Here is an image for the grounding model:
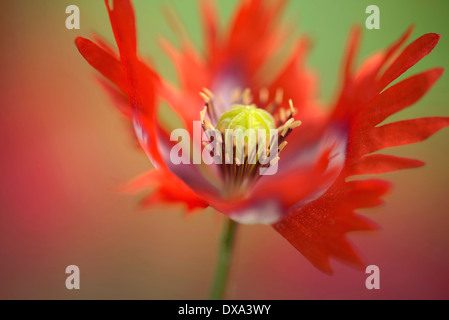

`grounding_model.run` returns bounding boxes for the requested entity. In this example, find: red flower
[76,0,448,274]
